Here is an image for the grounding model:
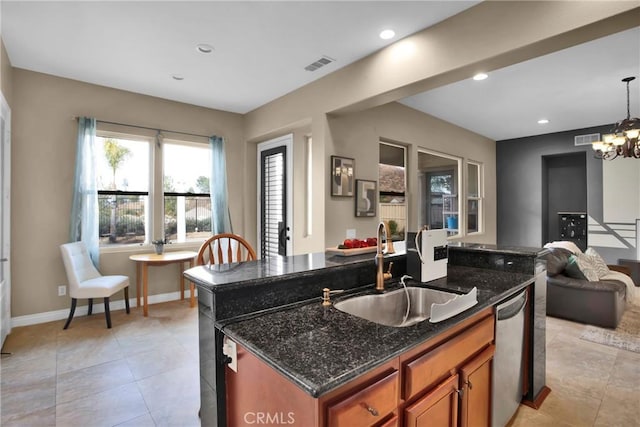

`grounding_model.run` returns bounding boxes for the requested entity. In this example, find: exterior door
[0,92,11,347]
[257,135,292,258]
